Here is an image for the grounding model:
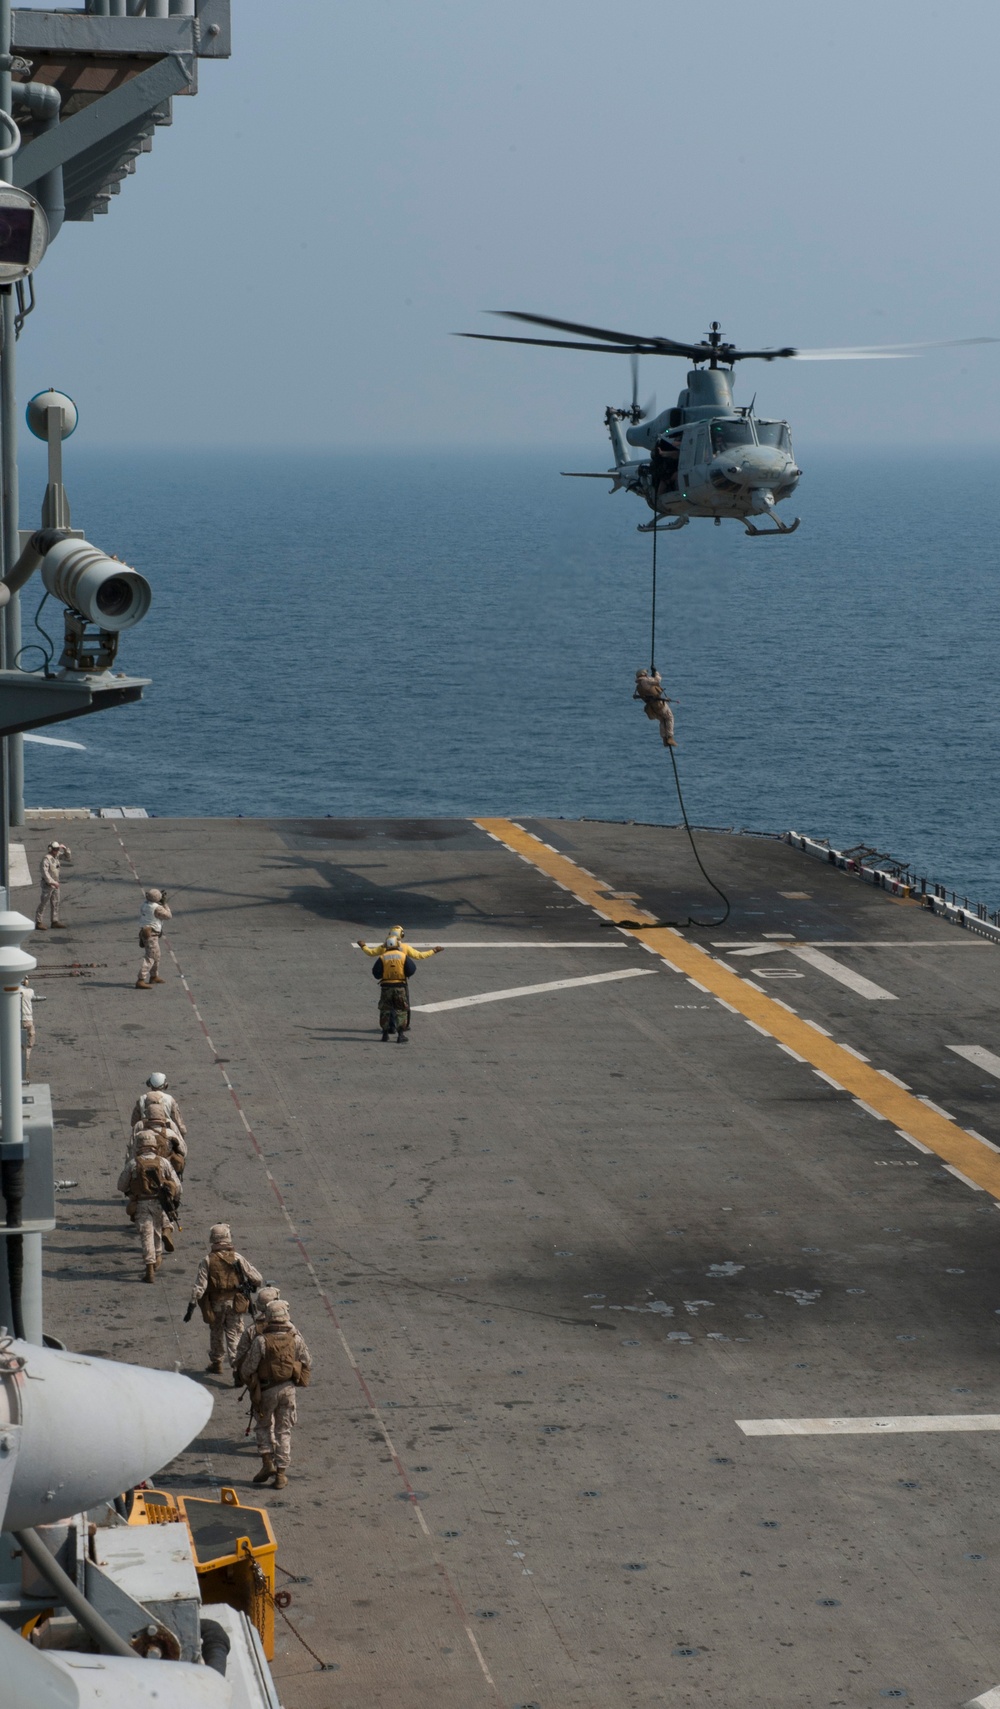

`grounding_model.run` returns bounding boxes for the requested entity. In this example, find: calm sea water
[15,445,1000,904]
